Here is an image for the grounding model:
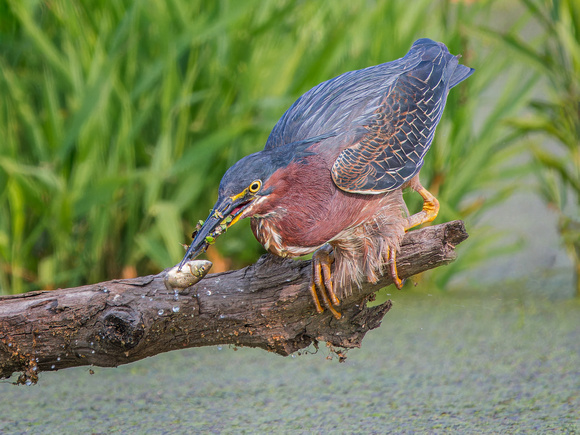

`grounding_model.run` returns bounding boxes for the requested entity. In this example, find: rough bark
[0,220,468,384]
